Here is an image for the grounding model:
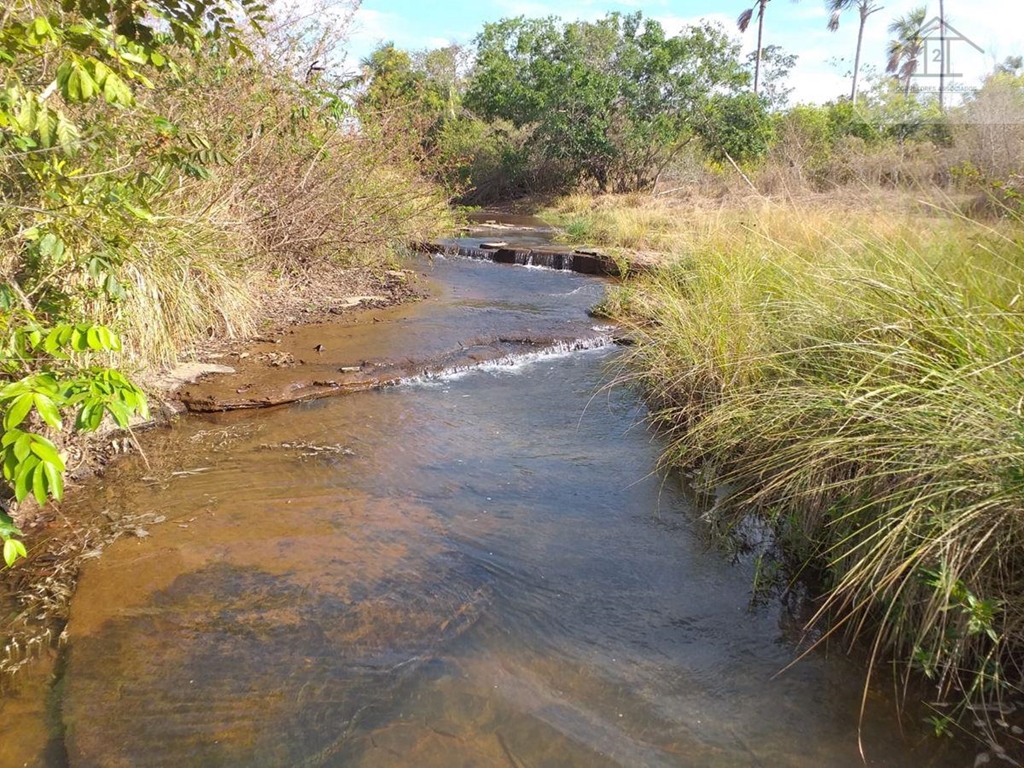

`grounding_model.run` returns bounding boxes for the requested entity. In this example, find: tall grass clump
[615,206,1024,726]
[545,194,684,252]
